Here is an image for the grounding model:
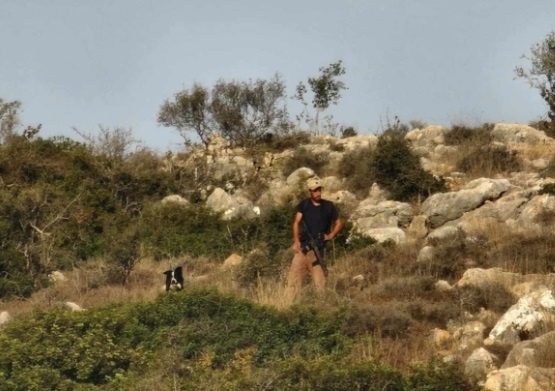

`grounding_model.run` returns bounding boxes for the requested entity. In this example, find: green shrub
[0,288,479,390]
[372,131,446,202]
[274,356,404,391]
[341,126,358,138]
[140,203,232,261]
[406,358,479,391]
